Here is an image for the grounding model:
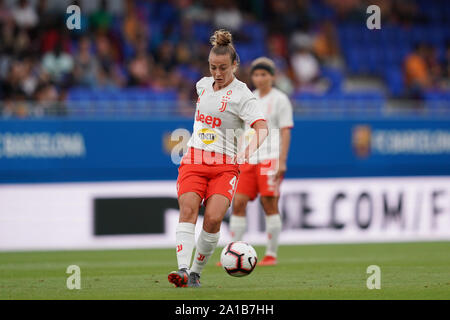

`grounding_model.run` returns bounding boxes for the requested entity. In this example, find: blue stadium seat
[193,23,212,43]
[242,22,266,43]
[320,67,343,92]
[384,68,405,97]
[424,91,450,111]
